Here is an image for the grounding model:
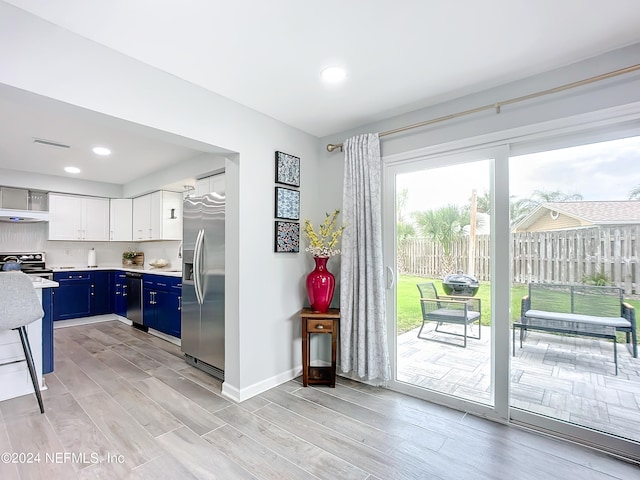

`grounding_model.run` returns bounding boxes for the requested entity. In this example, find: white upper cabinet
[132,191,182,241]
[109,198,132,241]
[195,173,226,196]
[48,194,110,241]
